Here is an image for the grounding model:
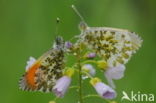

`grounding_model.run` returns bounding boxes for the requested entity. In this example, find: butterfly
[71,5,142,67]
[19,36,65,93]
[77,22,143,67]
